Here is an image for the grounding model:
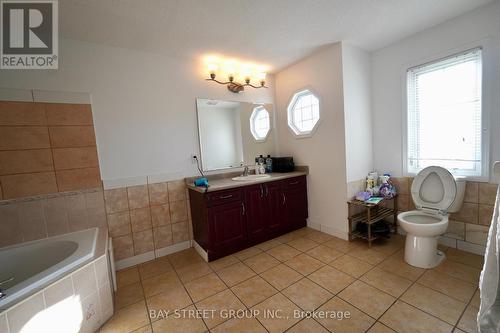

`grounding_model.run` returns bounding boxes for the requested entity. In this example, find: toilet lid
[411,166,457,212]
